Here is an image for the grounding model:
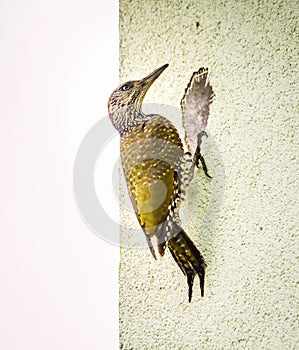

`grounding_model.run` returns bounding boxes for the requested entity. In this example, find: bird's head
[108,64,168,133]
